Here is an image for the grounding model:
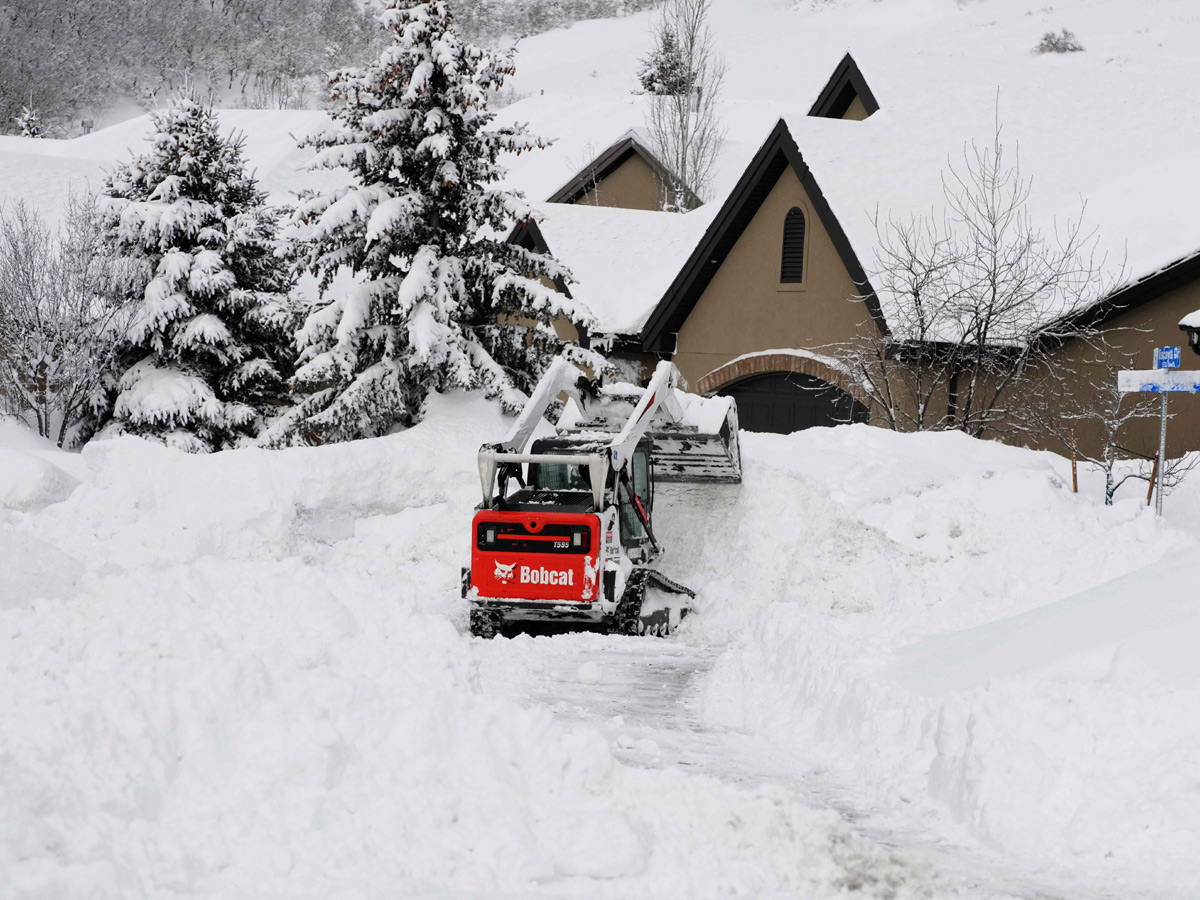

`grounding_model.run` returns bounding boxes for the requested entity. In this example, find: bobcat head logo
[494,561,516,584]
